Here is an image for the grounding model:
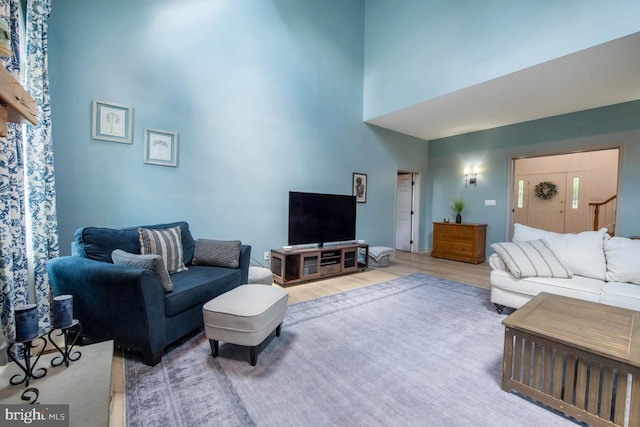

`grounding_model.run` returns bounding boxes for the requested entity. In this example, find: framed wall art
[143,128,178,167]
[352,172,367,203]
[91,100,133,144]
